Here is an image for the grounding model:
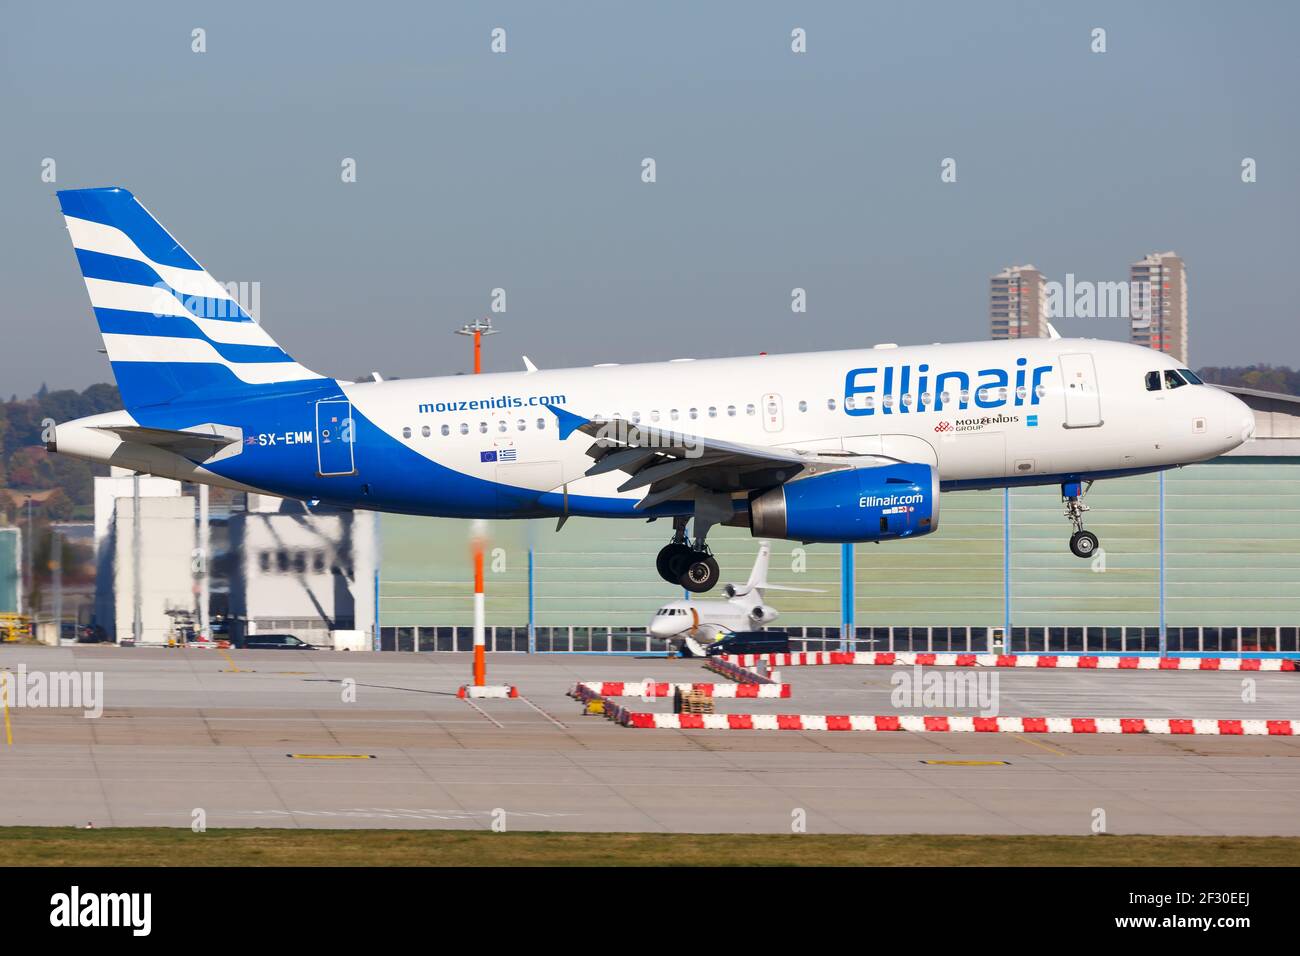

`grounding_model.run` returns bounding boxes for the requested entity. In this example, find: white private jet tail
[727,542,824,605]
